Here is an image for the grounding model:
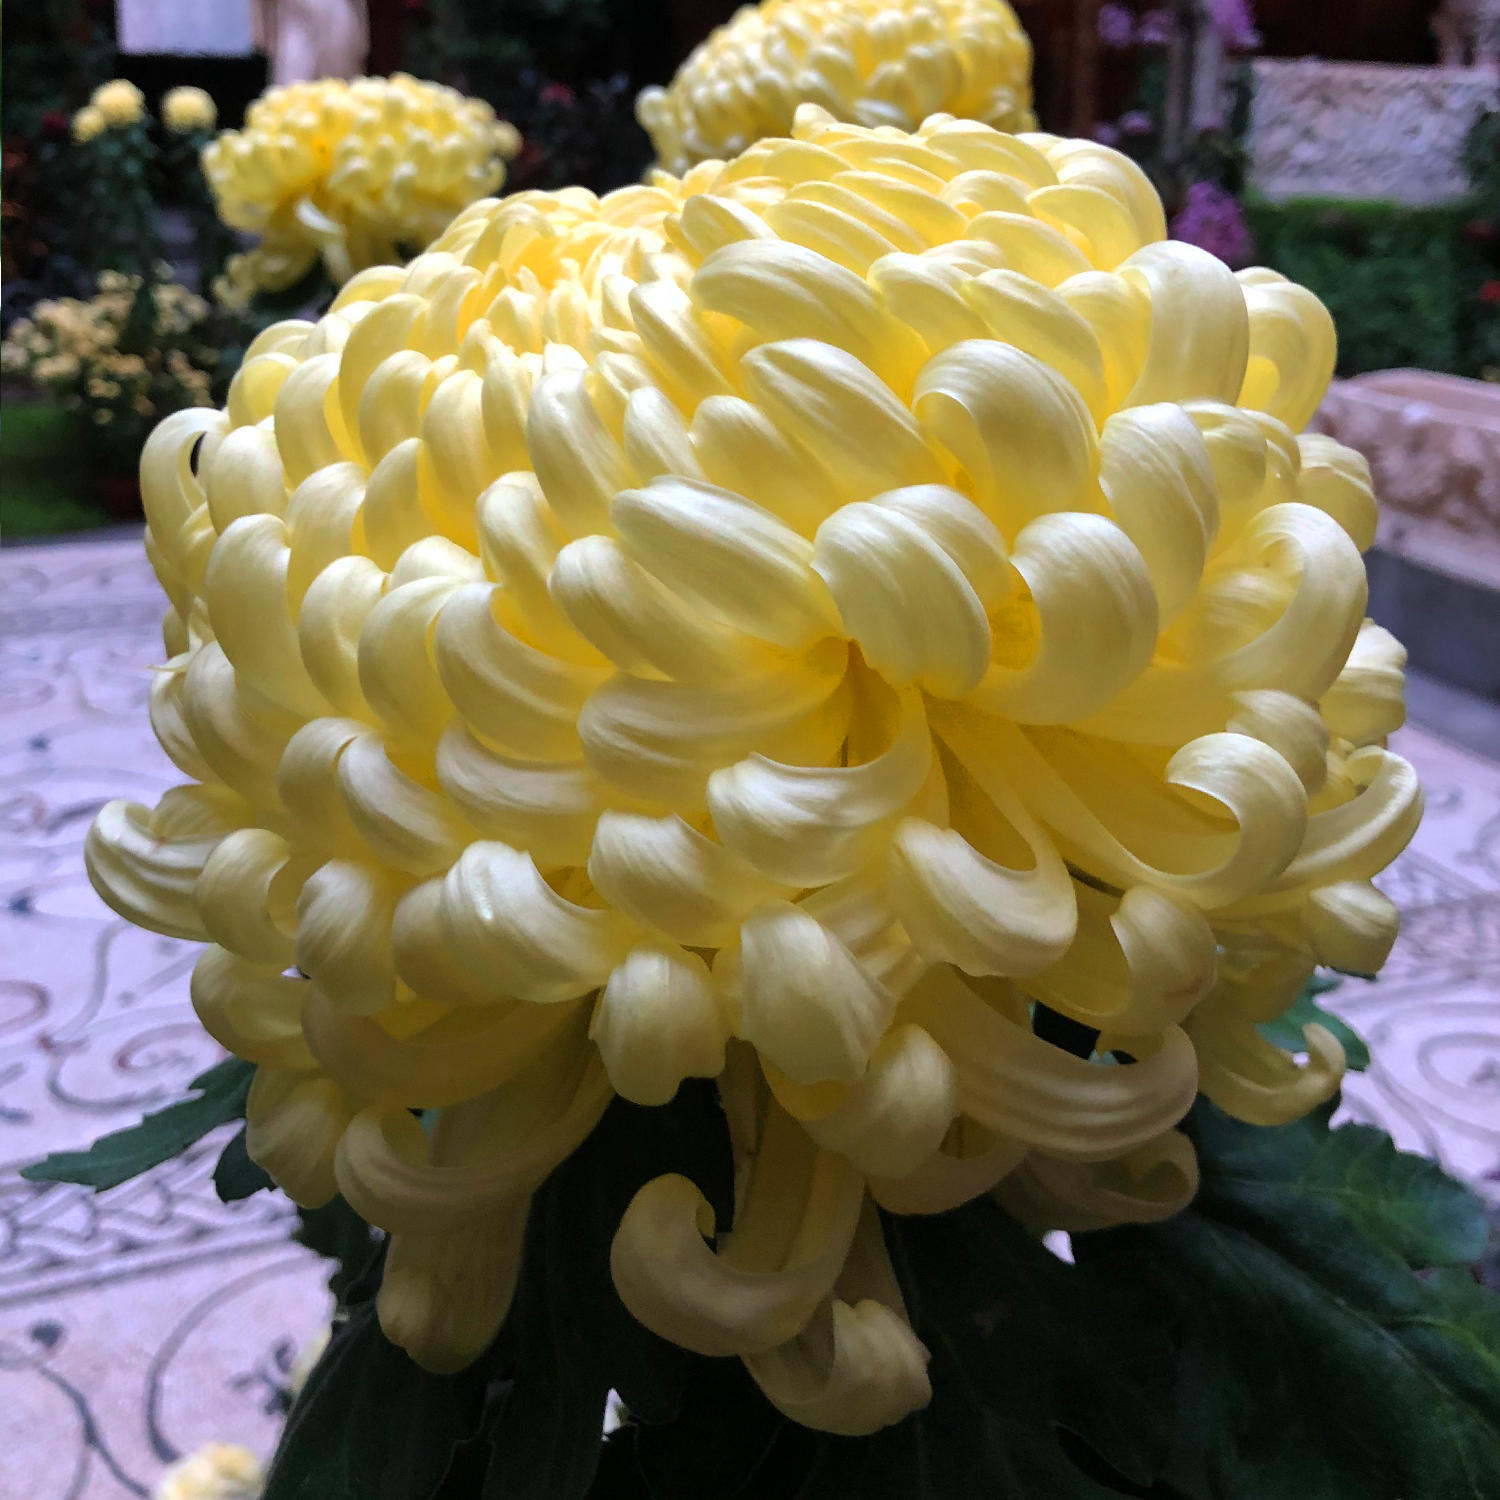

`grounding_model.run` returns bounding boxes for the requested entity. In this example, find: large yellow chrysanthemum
[638,0,1035,174]
[88,108,1419,1435]
[202,74,521,300]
